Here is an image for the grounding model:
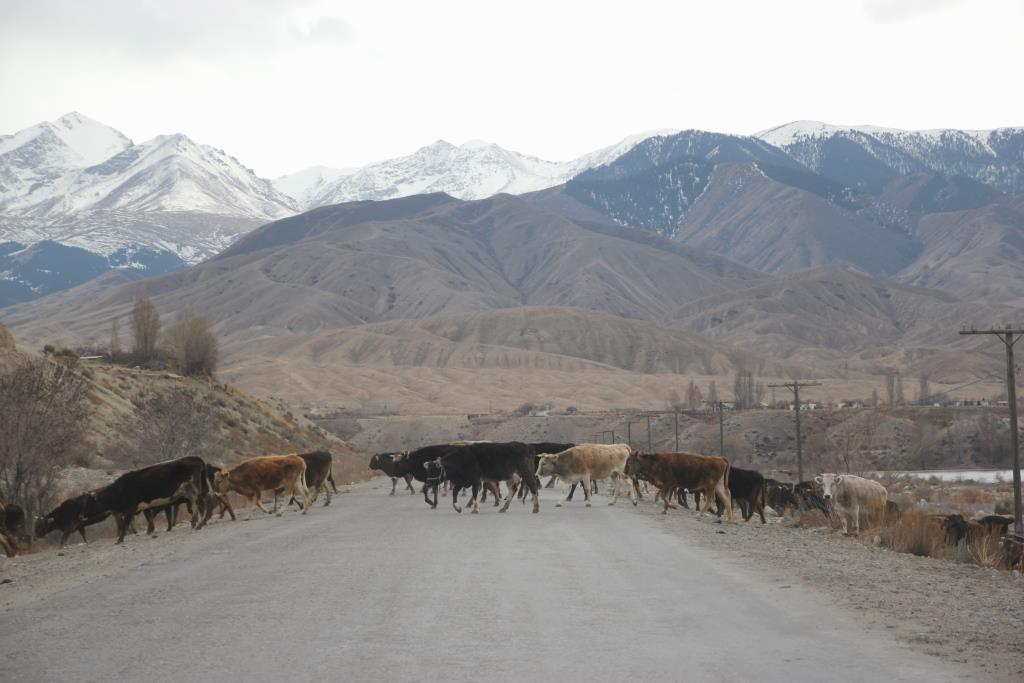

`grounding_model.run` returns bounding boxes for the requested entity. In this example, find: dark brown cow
[369,452,415,495]
[92,456,209,544]
[627,451,732,519]
[279,451,335,508]
[213,454,311,520]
